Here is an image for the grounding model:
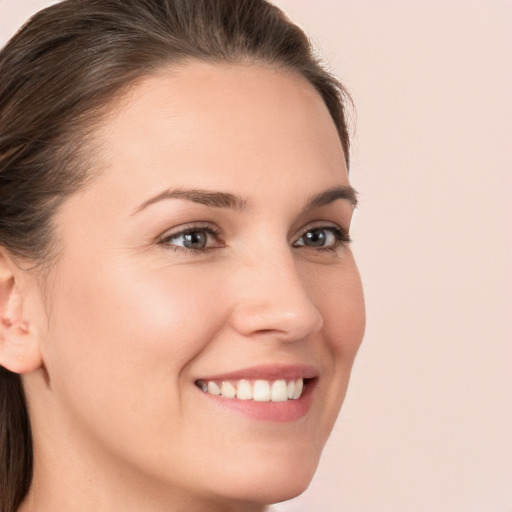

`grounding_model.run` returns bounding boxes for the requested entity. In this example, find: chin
[255,473,315,505]
[209,453,319,507]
